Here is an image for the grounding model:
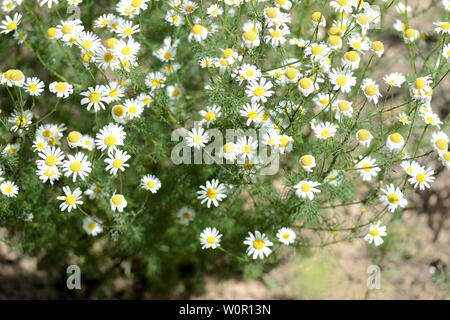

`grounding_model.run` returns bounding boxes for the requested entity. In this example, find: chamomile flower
[325,170,344,186]
[386,132,405,152]
[439,151,450,169]
[242,21,261,47]
[200,227,222,249]
[80,86,107,112]
[102,81,125,103]
[236,136,258,160]
[207,4,223,17]
[165,10,184,26]
[278,134,294,154]
[276,227,296,245]
[166,85,182,100]
[62,152,92,182]
[49,81,73,98]
[113,37,140,60]
[342,50,360,69]
[76,31,102,54]
[356,129,373,147]
[264,25,290,47]
[329,68,356,93]
[13,29,27,44]
[85,184,105,200]
[145,72,166,91]
[403,28,419,43]
[140,174,161,193]
[200,56,214,68]
[177,207,195,224]
[182,0,198,14]
[24,77,45,96]
[311,11,326,27]
[274,0,292,10]
[189,23,208,42]
[298,76,318,96]
[364,221,387,246]
[9,110,33,133]
[33,137,48,153]
[104,149,130,175]
[245,78,274,103]
[244,231,273,260]
[314,121,337,140]
[421,111,443,128]
[334,99,354,120]
[199,105,222,127]
[305,43,330,61]
[57,19,84,44]
[408,166,435,190]
[433,21,450,35]
[185,127,209,150]
[0,180,18,197]
[95,123,126,151]
[330,0,356,14]
[57,186,83,212]
[37,146,65,169]
[3,143,20,155]
[110,192,127,212]
[383,72,405,88]
[361,78,382,104]
[2,0,17,12]
[293,180,321,200]
[83,216,103,236]
[221,142,239,161]
[347,35,370,53]
[443,43,450,61]
[354,156,380,181]
[299,154,316,172]
[380,184,408,213]
[400,160,421,176]
[116,20,140,39]
[240,102,265,126]
[1,69,25,87]
[124,98,144,120]
[0,13,21,34]
[262,130,281,149]
[430,131,449,154]
[197,179,227,208]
